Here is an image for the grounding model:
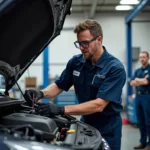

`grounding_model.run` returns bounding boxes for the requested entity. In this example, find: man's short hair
[140,51,149,58]
[74,19,103,38]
